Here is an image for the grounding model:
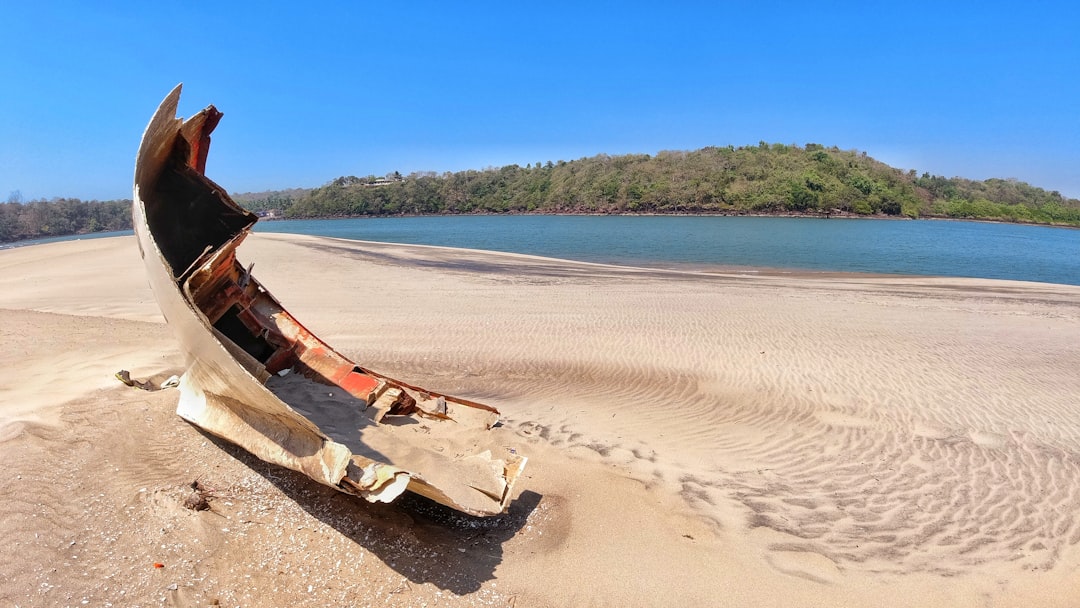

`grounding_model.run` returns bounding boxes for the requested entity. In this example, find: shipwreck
[132,85,525,516]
